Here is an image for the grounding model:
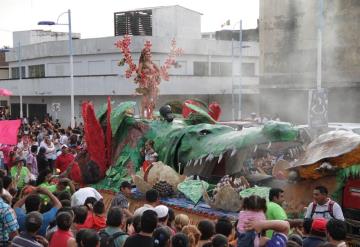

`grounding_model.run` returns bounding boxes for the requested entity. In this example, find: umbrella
[0,88,13,96]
